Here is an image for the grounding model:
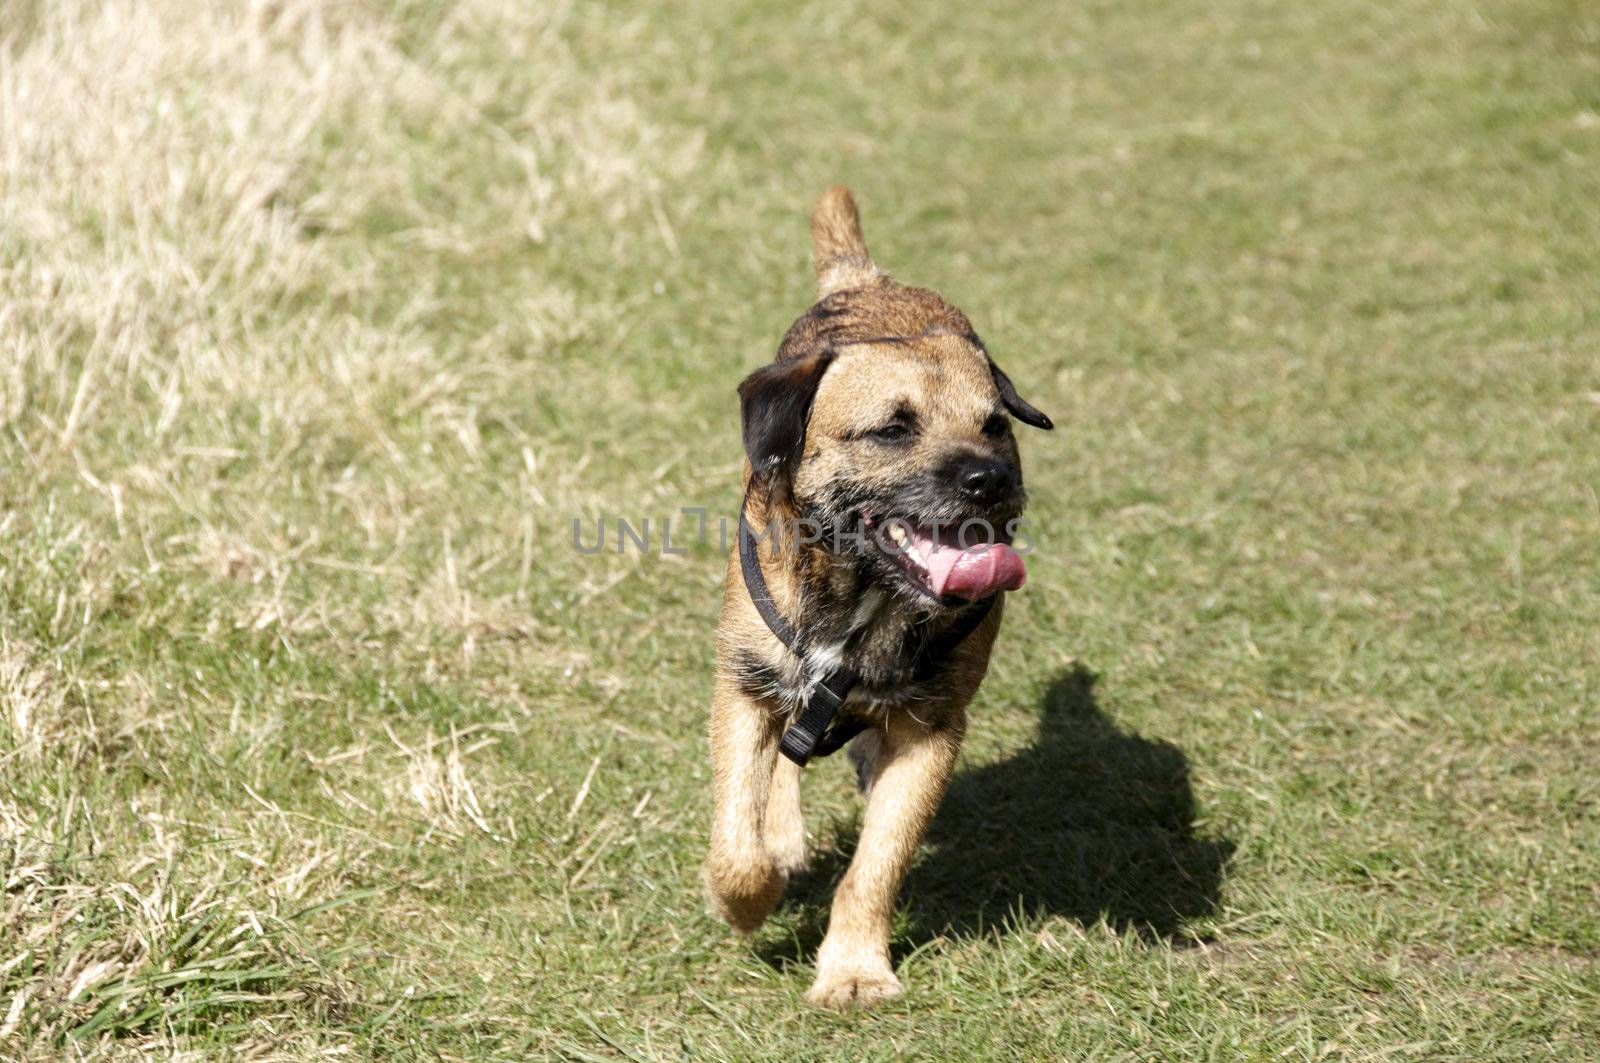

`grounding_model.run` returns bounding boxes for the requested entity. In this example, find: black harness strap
[738,510,799,649]
[781,669,860,764]
[738,503,996,767]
